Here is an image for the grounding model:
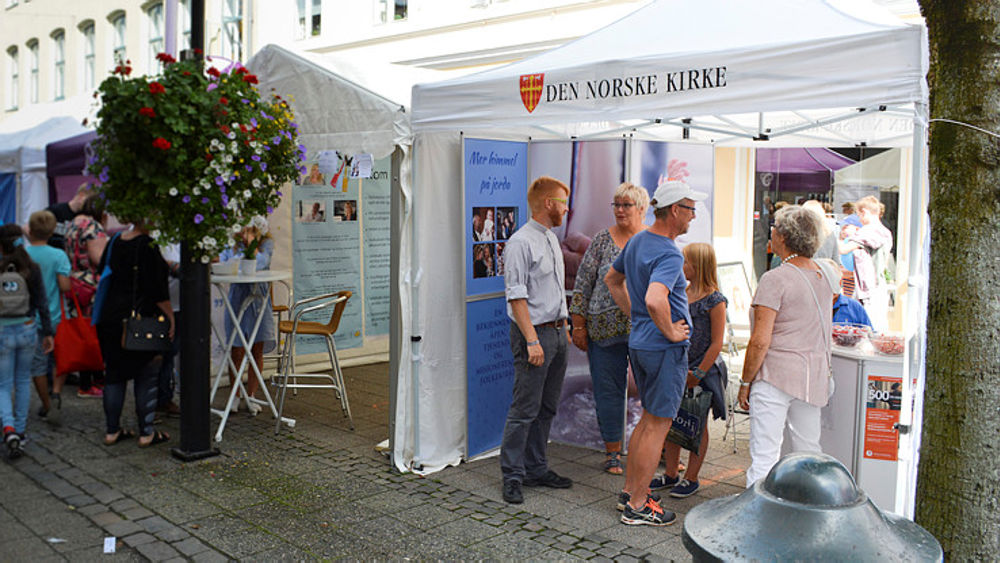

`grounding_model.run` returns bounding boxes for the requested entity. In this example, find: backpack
[0,263,30,317]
